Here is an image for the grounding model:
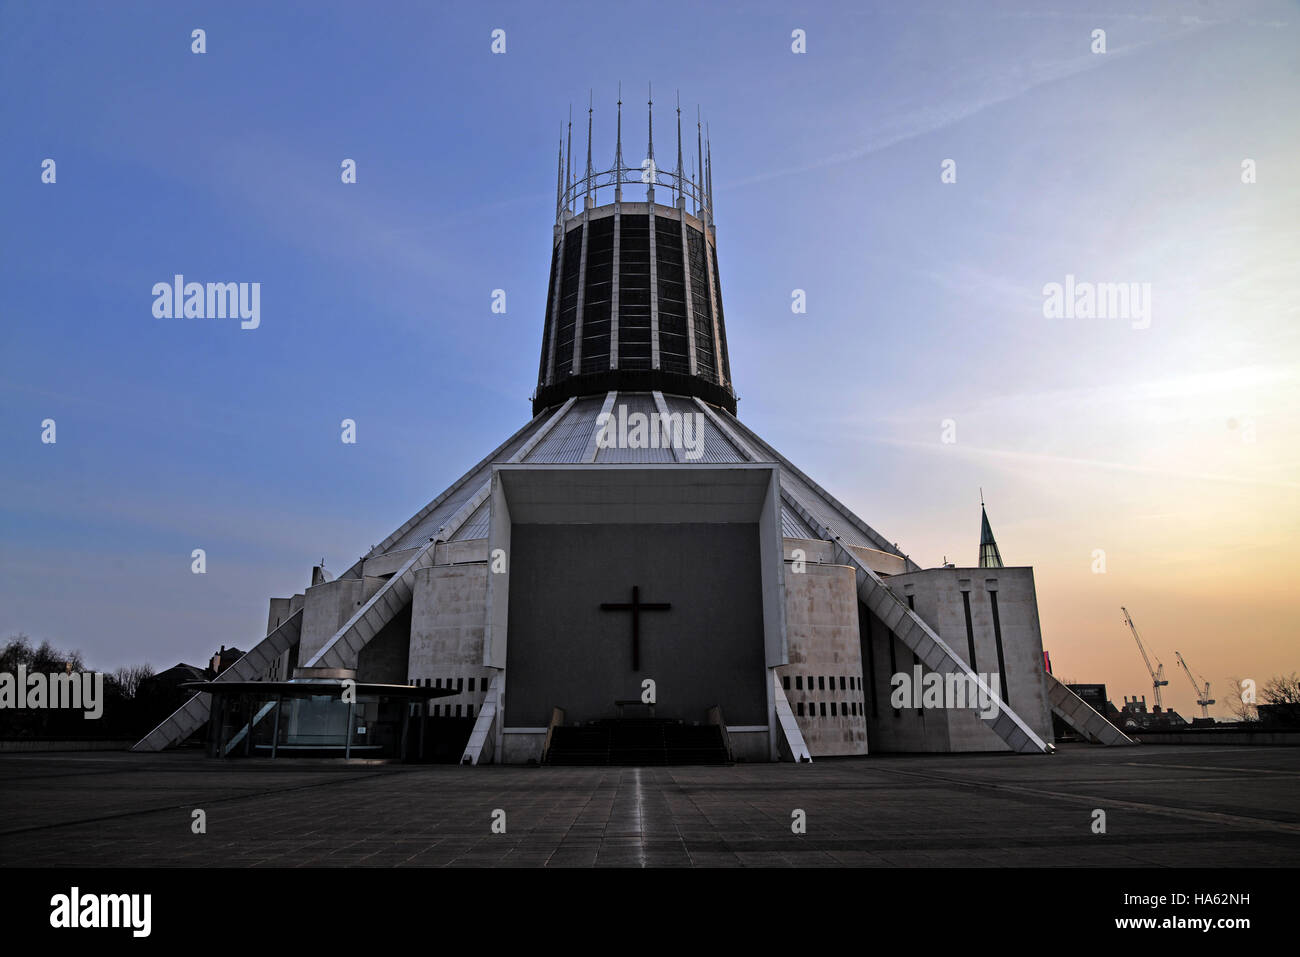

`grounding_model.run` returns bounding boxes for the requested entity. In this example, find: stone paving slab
[1,745,1297,867]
